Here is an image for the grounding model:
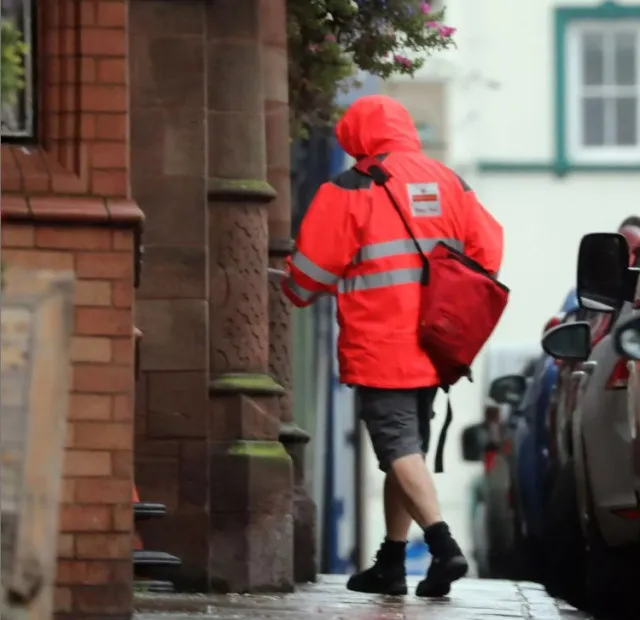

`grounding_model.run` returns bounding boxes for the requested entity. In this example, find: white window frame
[565,20,640,165]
